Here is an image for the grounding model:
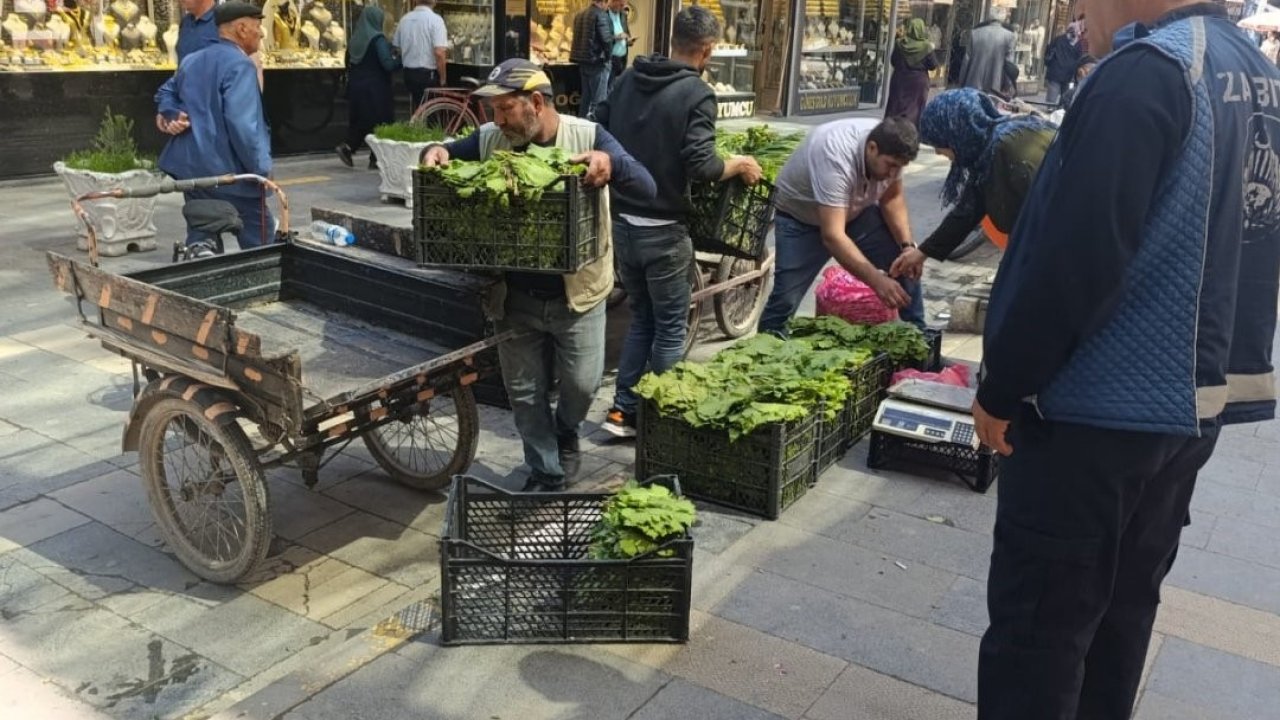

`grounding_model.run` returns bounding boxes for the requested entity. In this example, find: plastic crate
[687,178,776,261]
[911,329,944,372]
[412,170,601,273]
[439,475,693,645]
[635,401,818,520]
[866,430,999,493]
[817,353,894,474]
